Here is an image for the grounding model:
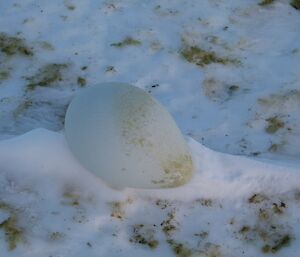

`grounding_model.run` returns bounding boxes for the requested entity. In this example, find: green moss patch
[181,46,239,67]
[257,203,286,221]
[0,215,23,250]
[108,198,133,220]
[262,234,291,253]
[13,100,33,117]
[0,202,14,212]
[26,63,68,91]
[237,222,293,254]
[258,89,300,107]
[239,194,292,253]
[129,224,159,249]
[259,0,275,5]
[160,209,178,236]
[167,239,192,257]
[290,0,300,9]
[265,116,285,134]
[111,37,142,48]
[0,203,24,251]
[0,33,33,57]
[0,70,10,81]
